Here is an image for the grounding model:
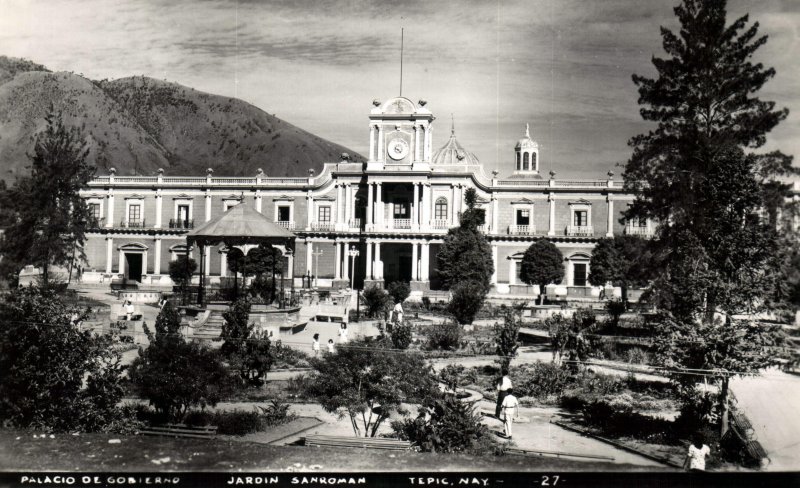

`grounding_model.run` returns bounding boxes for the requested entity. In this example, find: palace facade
[79,97,655,298]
